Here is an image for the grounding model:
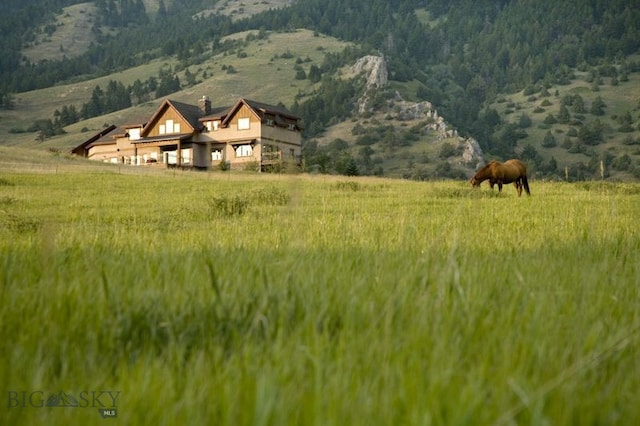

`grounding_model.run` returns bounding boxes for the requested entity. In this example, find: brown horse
[470,159,531,196]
